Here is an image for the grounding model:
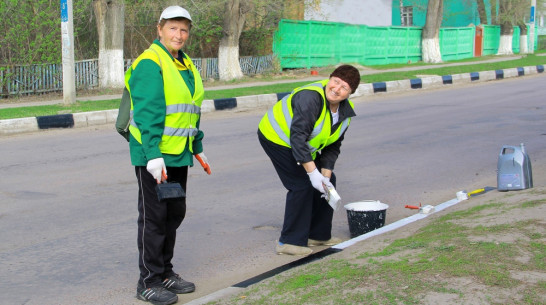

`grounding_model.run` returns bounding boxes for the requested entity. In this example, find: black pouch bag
[155,182,186,202]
